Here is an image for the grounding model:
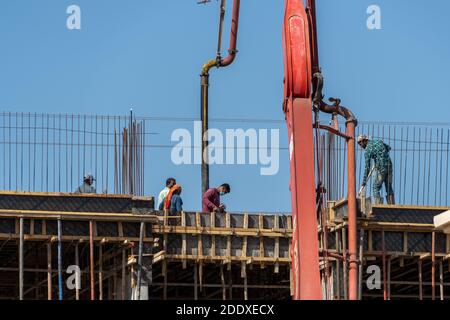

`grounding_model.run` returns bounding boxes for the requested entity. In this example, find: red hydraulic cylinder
[283,0,322,300]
